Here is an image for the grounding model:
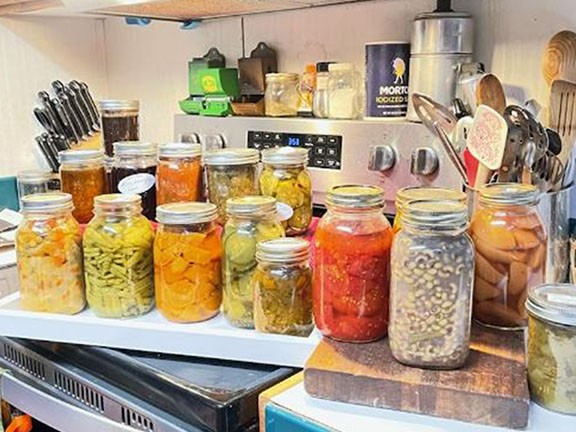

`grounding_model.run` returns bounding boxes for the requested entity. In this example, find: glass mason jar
[526,283,576,414]
[313,185,393,342]
[313,62,331,119]
[265,73,300,117]
[59,149,107,224]
[260,147,312,236]
[16,170,51,208]
[254,238,313,336]
[111,141,157,220]
[389,200,475,369]
[99,100,140,157]
[16,193,85,314]
[471,183,546,329]
[83,194,155,318]
[156,143,202,205]
[204,148,260,225]
[154,202,222,323]
[327,63,361,119]
[222,196,285,328]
